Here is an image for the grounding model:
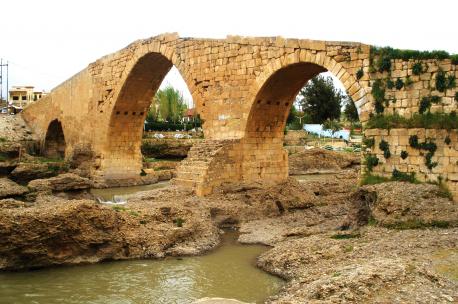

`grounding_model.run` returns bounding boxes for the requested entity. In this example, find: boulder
[9,162,58,183]
[28,173,92,192]
[0,178,29,199]
[289,148,360,175]
[345,182,458,229]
